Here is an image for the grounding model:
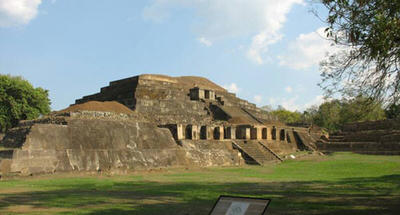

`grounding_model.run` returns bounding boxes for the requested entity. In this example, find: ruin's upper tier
[75,74,278,125]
